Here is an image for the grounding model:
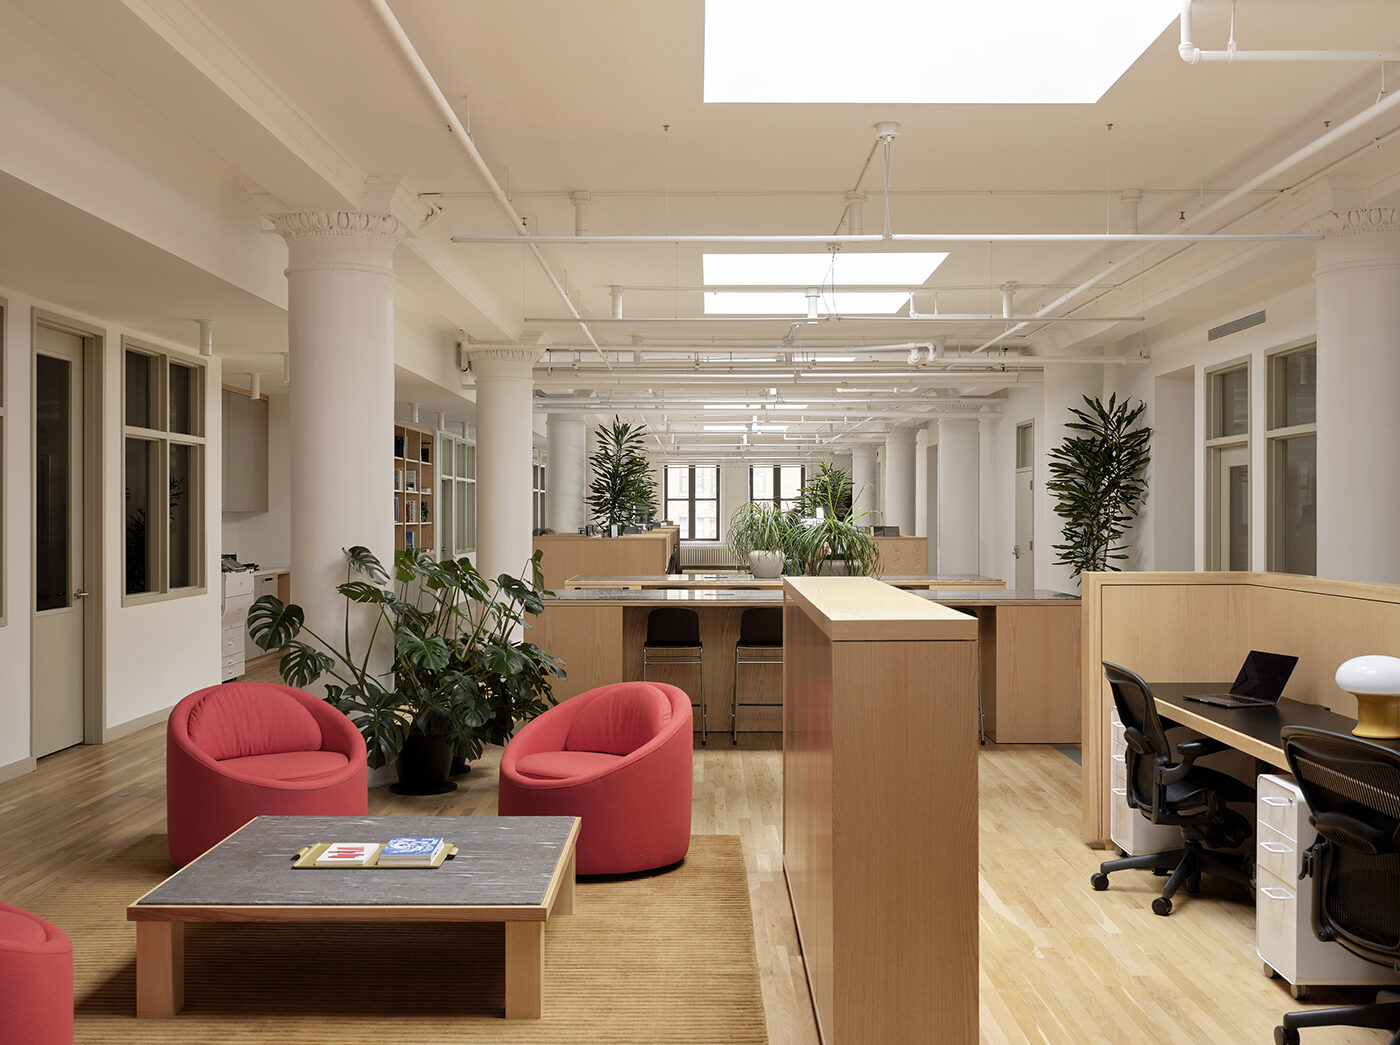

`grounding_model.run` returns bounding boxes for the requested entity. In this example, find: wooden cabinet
[394,422,435,554]
[222,389,268,512]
